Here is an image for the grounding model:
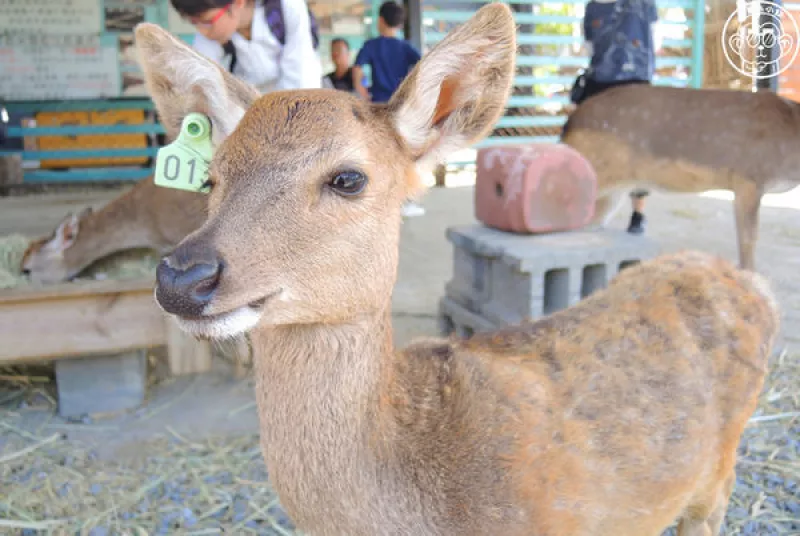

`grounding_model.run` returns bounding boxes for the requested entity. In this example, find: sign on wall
[0,35,121,99]
[0,0,190,100]
[0,0,103,35]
